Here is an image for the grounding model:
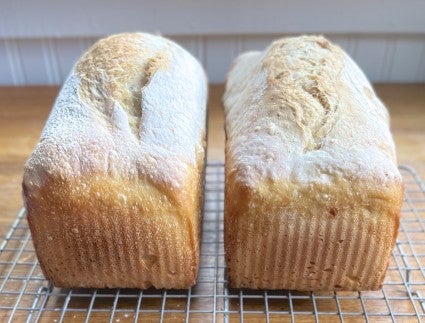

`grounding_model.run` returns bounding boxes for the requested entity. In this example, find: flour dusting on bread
[76,34,171,137]
[224,35,400,188]
[26,33,207,194]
